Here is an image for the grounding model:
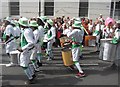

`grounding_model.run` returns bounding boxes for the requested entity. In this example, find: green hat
[72,21,81,28]
[29,20,38,27]
[37,16,48,22]
[10,20,16,25]
[75,17,81,21]
[18,17,28,27]
[14,20,19,26]
[4,17,11,22]
[47,19,53,26]
[116,20,120,24]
